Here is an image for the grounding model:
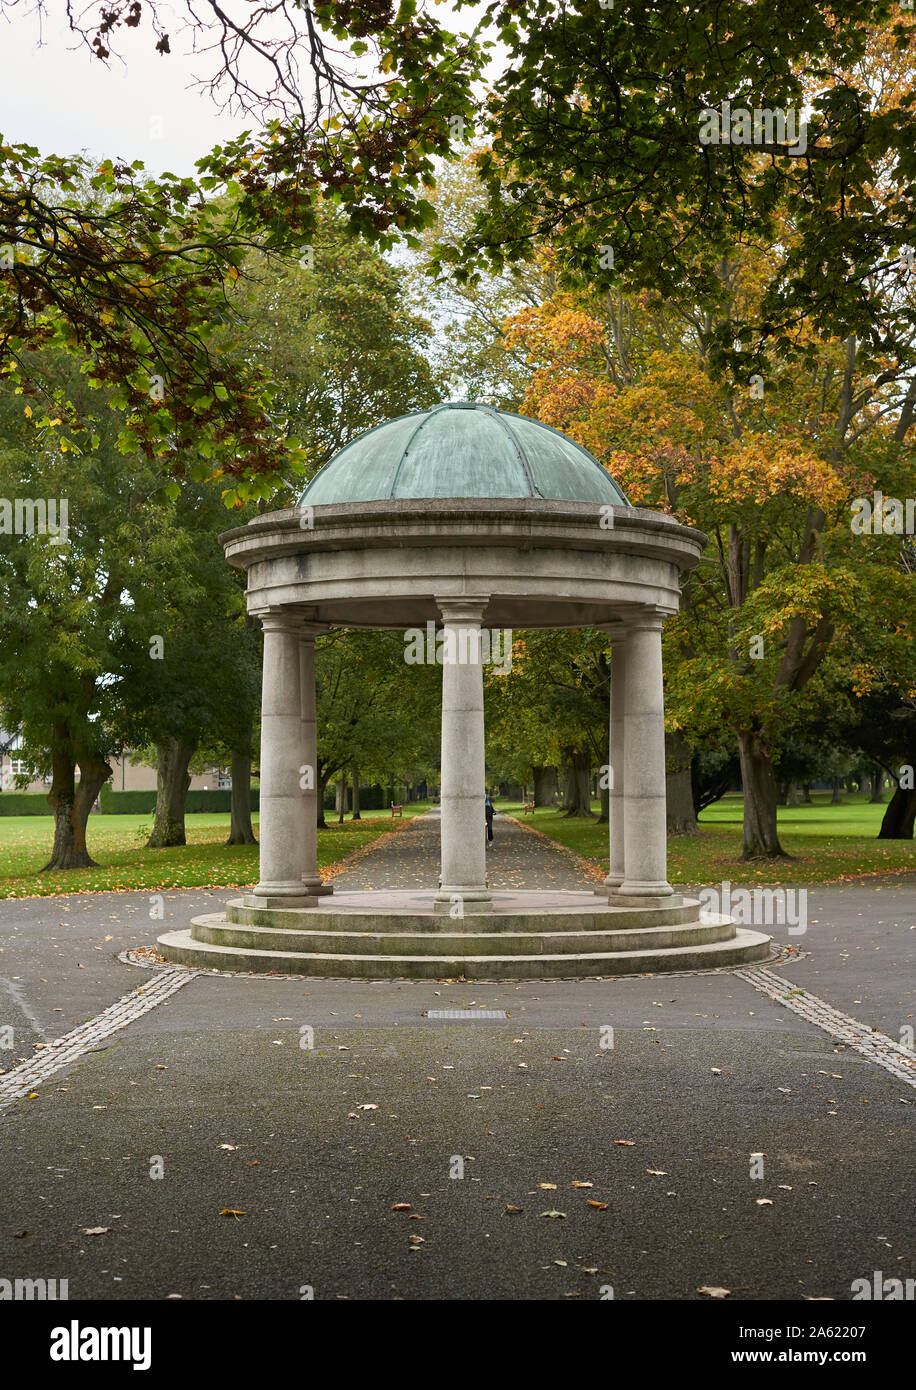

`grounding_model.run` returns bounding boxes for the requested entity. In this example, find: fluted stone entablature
[158,402,772,976]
